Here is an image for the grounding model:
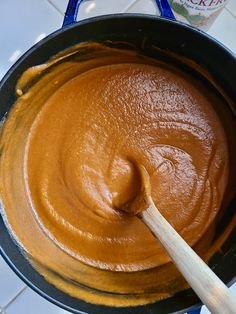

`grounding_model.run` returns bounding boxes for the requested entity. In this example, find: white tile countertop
[0,1,236,313]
